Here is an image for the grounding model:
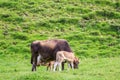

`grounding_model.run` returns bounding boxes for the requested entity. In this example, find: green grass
[0,54,120,80]
[0,0,120,80]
